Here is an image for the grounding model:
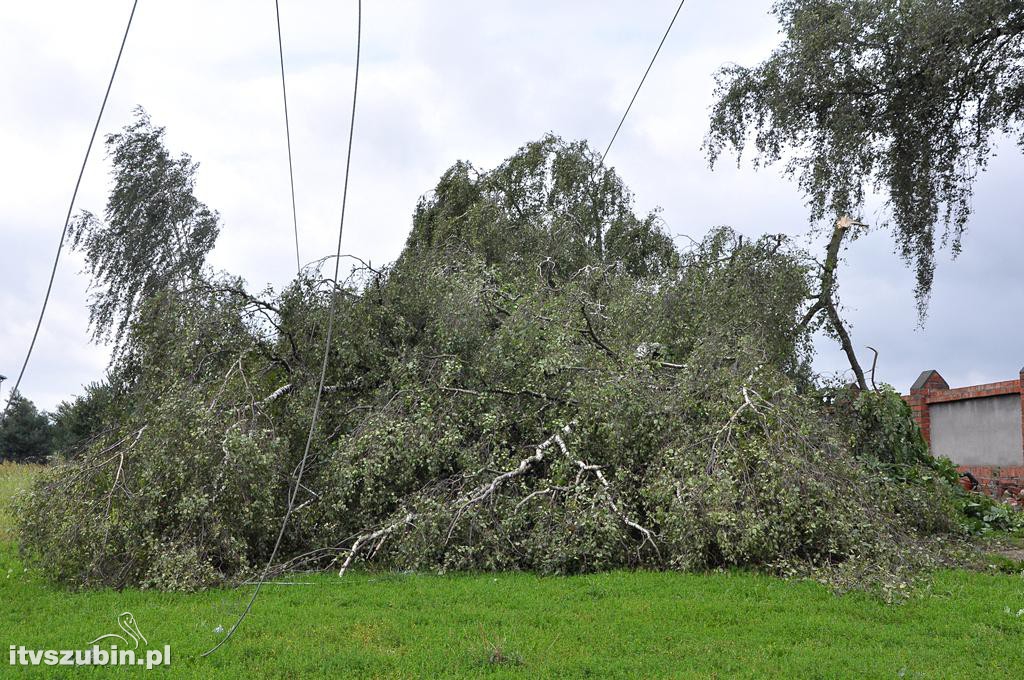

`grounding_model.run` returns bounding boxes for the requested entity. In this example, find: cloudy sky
[1,0,1021,410]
